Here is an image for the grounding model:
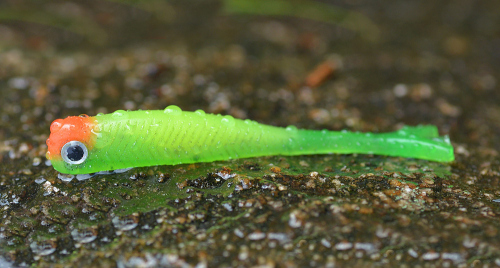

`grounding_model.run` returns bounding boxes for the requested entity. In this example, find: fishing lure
[46,105,454,174]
